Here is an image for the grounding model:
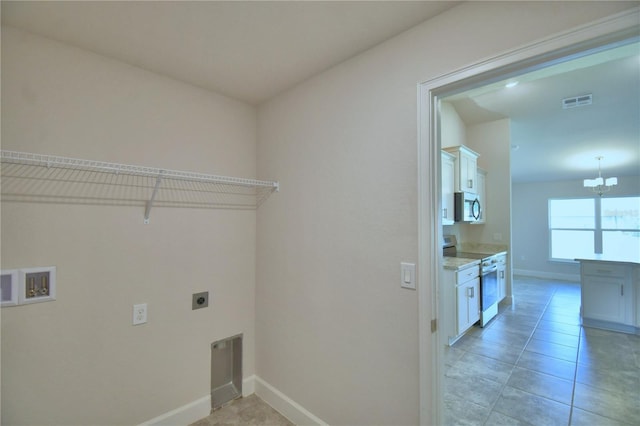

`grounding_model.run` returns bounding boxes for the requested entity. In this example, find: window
[549,197,640,261]
[601,197,640,260]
